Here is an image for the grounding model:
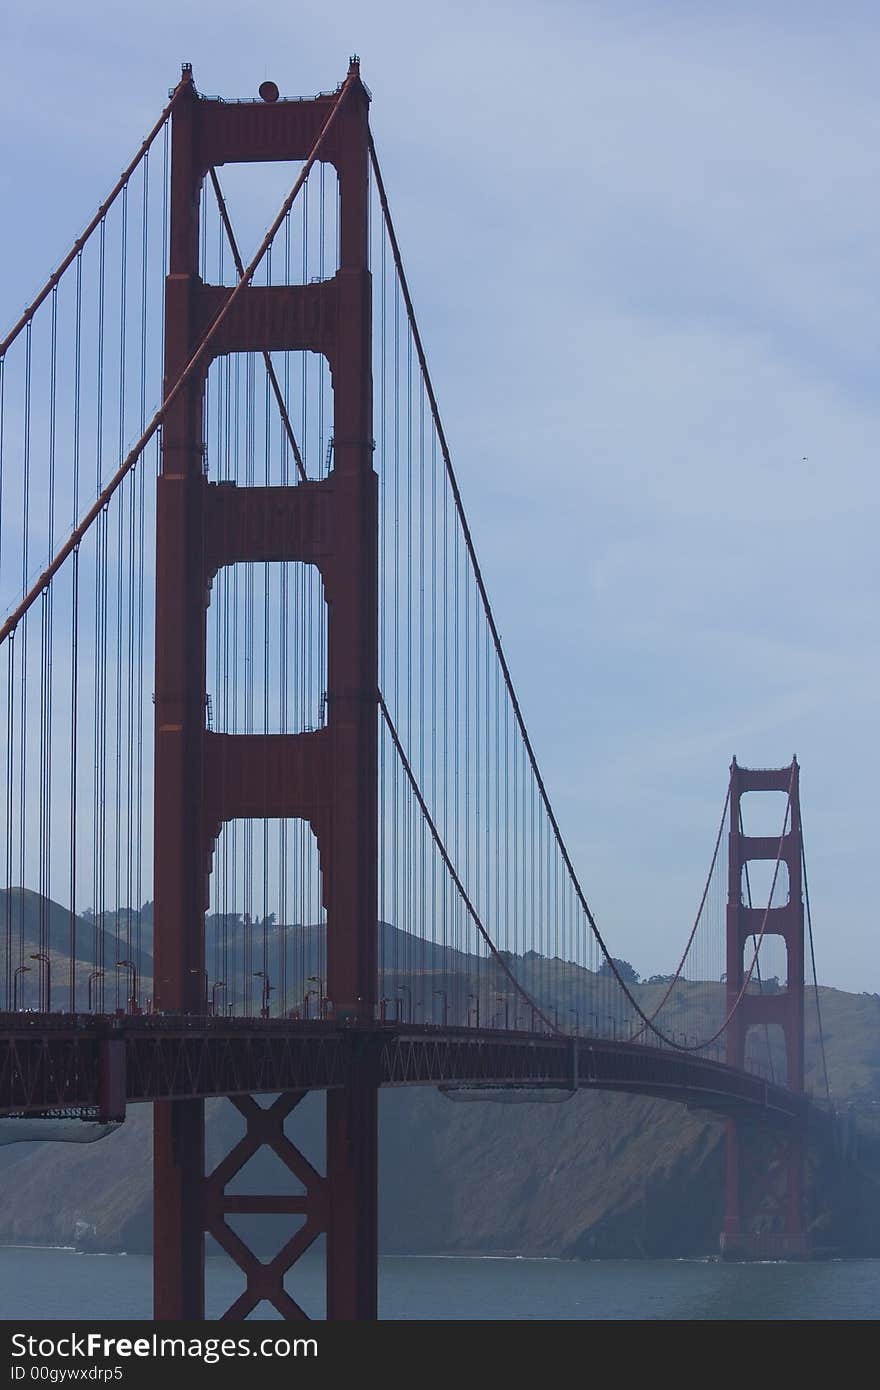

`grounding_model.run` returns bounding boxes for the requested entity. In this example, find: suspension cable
[207,167,308,484]
[213,157,556,1036]
[0,75,189,359]
[0,68,358,647]
[632,781,730,1038]
[371,130,794,1053]
[378,691,555,1033]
